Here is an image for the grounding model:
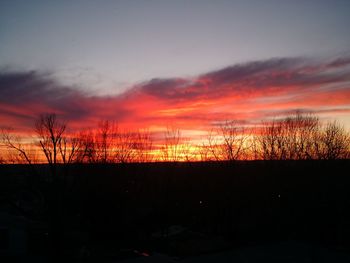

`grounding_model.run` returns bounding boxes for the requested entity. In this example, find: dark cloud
[201,57,302,85]
[0,70,89,121]
[125,56,350,102]
[200,56,350,93]
[0,71,71,103]
[126,78,191,100]
[326,57,350,68]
